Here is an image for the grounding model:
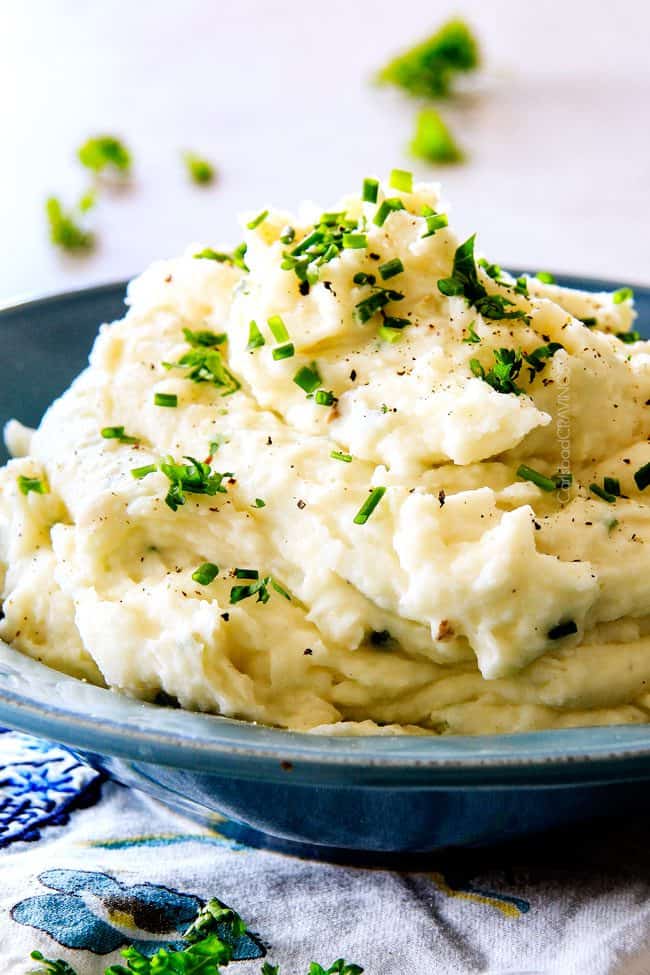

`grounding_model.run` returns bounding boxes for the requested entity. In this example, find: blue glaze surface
[0,274,649,855]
